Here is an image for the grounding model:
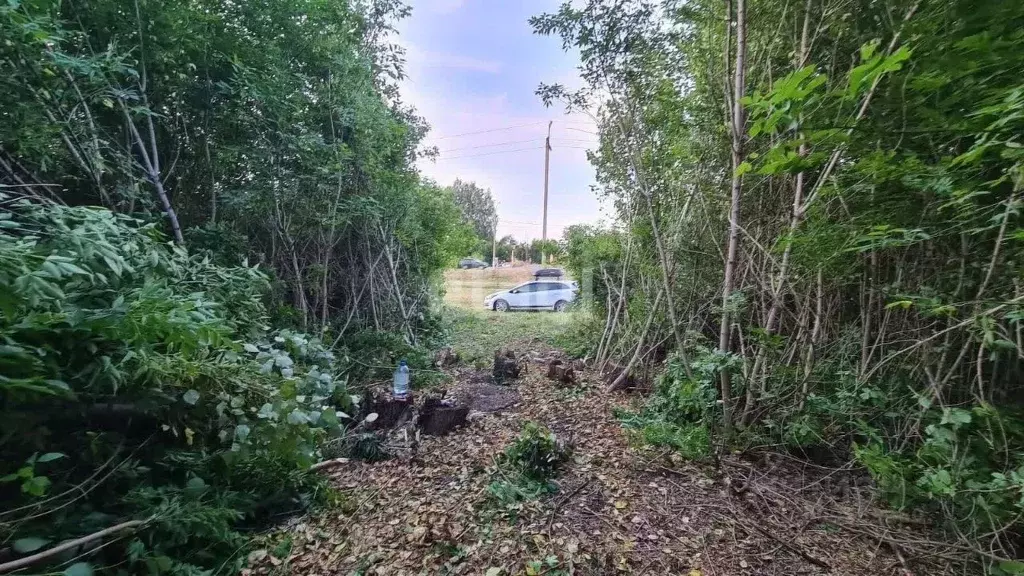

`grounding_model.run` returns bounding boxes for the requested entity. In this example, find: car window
[516,283,539,293]
[555,283,571,290]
